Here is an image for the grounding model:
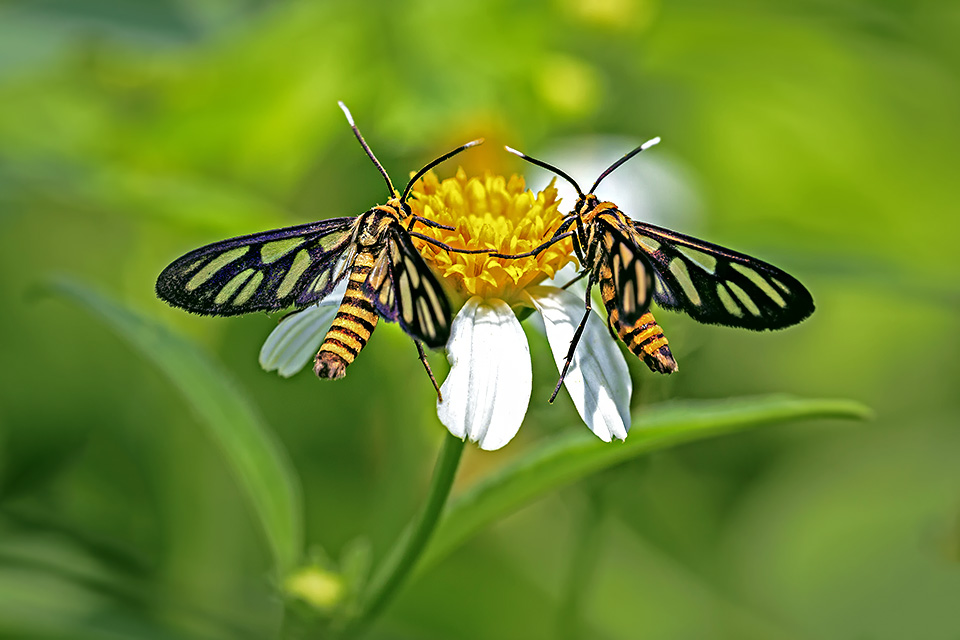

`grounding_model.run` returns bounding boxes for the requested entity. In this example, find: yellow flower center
[410,169,575,306]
